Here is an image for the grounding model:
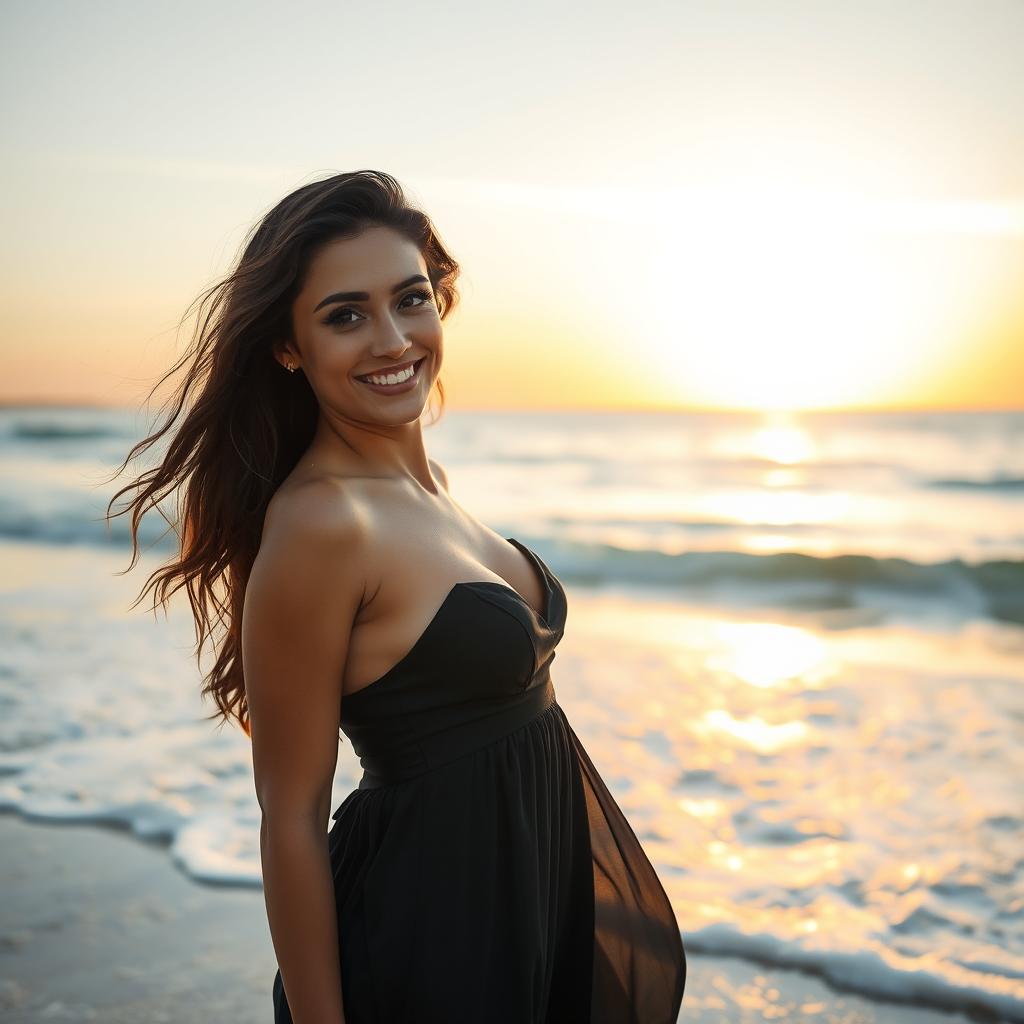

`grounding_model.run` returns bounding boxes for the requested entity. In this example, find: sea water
[0,404,1021,1019]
